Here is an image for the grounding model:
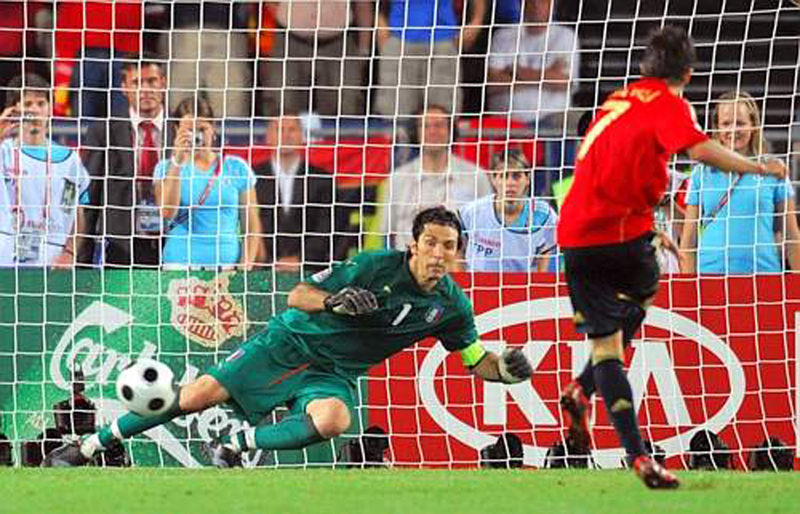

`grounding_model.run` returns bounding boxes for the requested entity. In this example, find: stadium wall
[1,271,798,469]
